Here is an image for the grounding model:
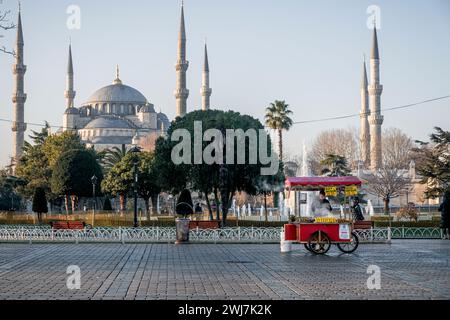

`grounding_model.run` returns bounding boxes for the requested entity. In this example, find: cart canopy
[285,176,362,191]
